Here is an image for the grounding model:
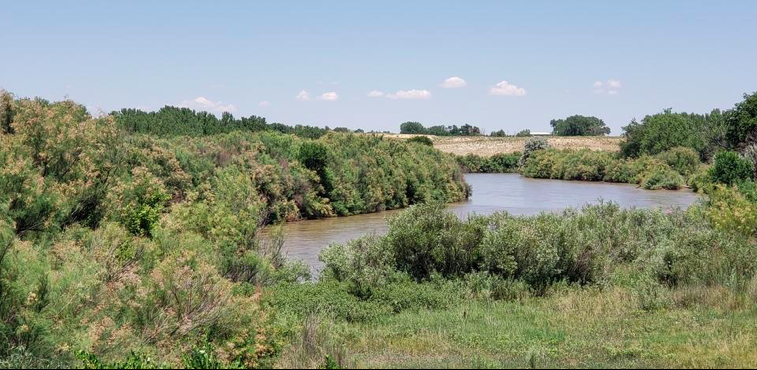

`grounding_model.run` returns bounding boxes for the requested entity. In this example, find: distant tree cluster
[400,121,482,136]
[550,115,611,136]
[113,106,330,139]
